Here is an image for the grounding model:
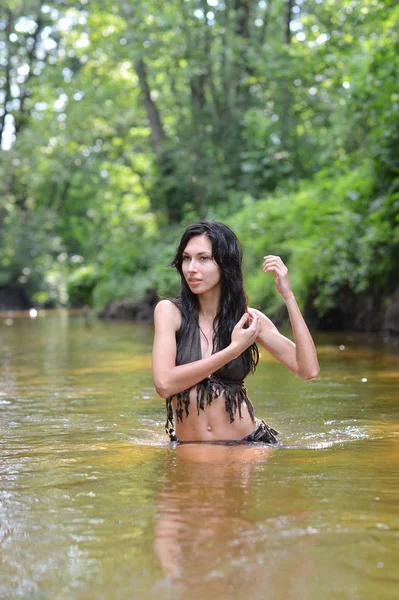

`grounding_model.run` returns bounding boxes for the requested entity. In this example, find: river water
[1,312,398,599]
